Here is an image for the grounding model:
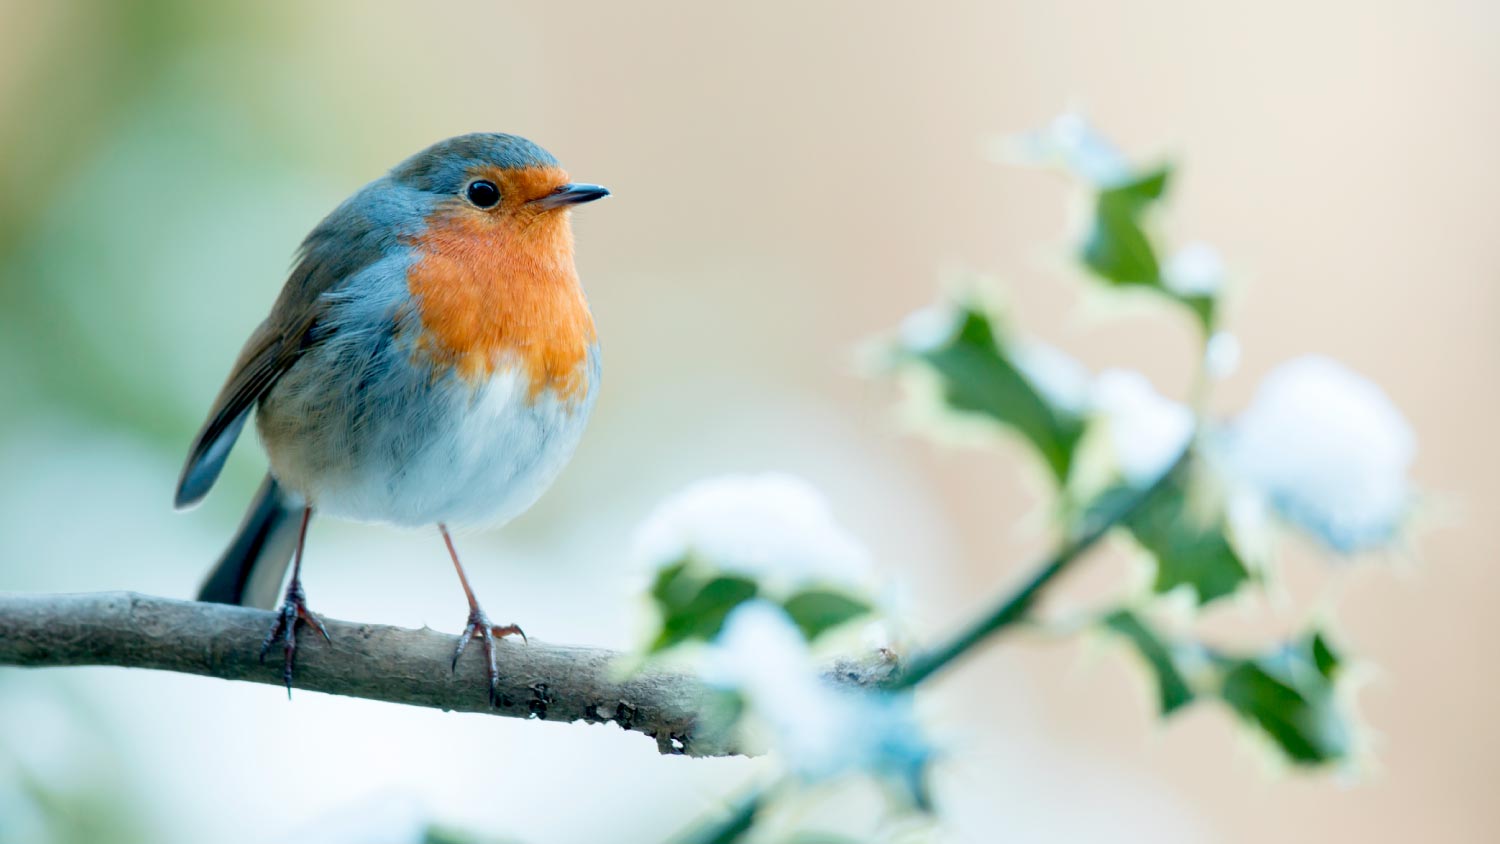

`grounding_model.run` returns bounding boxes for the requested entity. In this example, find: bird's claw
[451,605,526,705]
[259,582,329,698]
